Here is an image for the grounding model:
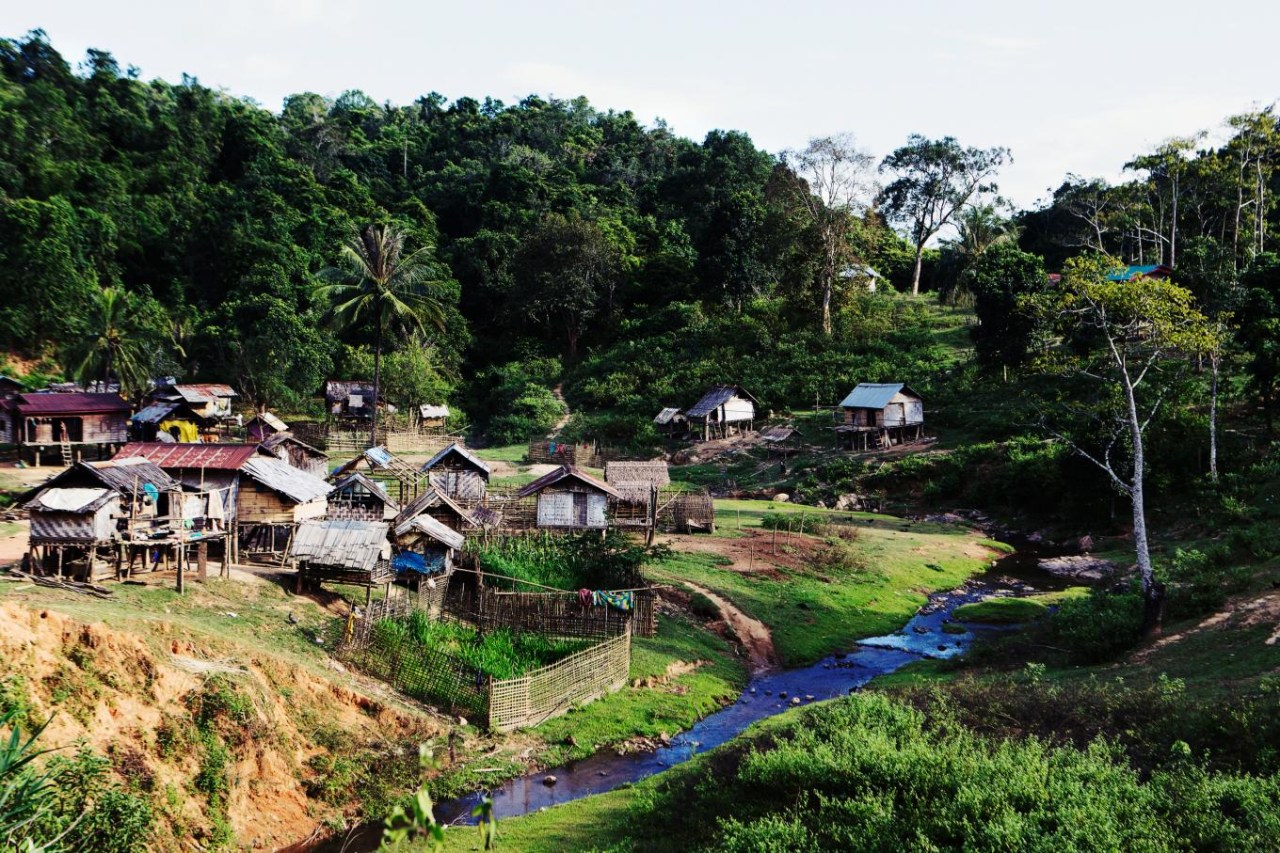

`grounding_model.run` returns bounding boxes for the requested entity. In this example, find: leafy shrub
[634,693,1280,852]
[759,512,830,537]
[1162,547,1253,622]
[1047,588,1144,663]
